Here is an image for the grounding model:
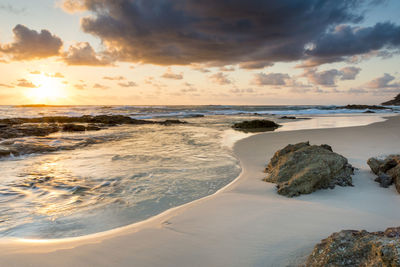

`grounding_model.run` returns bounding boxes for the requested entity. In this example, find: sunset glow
[25,75,67,103]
